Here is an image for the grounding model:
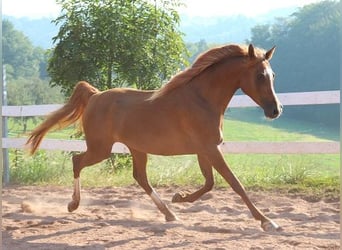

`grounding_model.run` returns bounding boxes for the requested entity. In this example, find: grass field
[5,107,340,199]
